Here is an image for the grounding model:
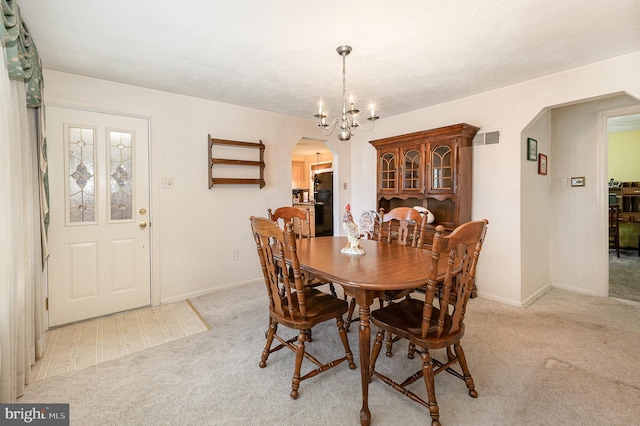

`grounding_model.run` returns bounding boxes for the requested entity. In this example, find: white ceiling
[18,0,640,125]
